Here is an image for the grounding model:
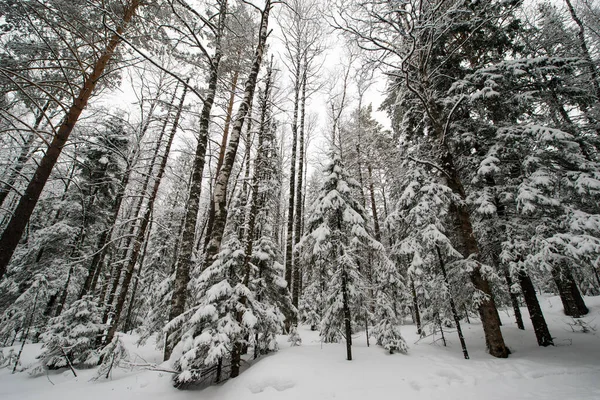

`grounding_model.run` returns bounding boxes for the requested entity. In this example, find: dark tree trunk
[436,247,469,359]
[410,277,422,335]
[367,164,381,242]
[441,149,509,358]
[517,269,553,346]
[342,269,353,361]
[284,29,303,320]
[0,0,142,280]
[165,1,228,362]
[552,261,589,317]
[502,266,524,330]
